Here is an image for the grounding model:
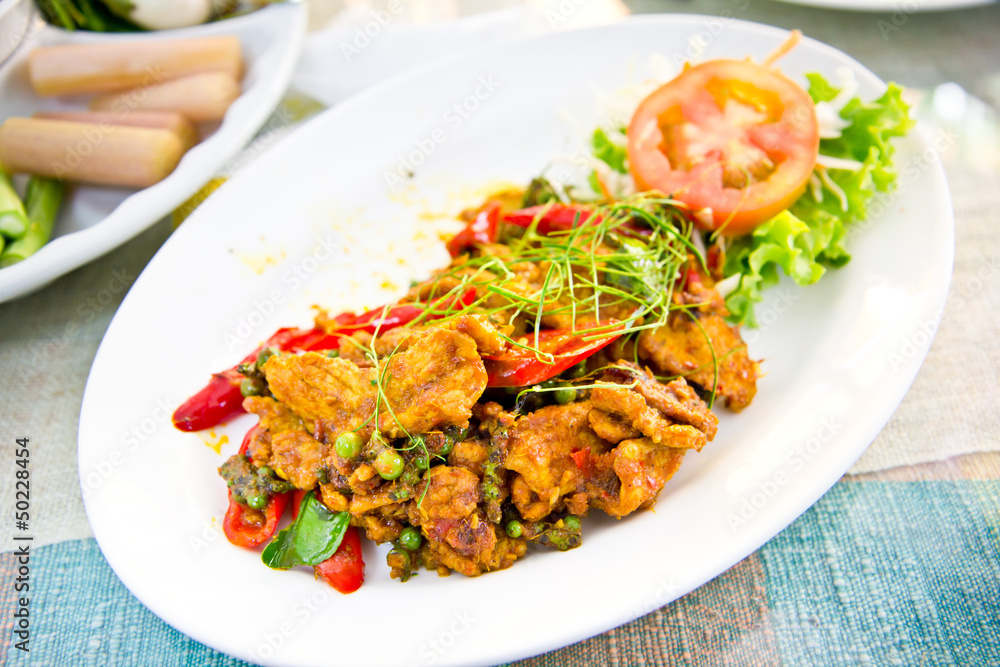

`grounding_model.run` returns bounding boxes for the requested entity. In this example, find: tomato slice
[627,59,819,235]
